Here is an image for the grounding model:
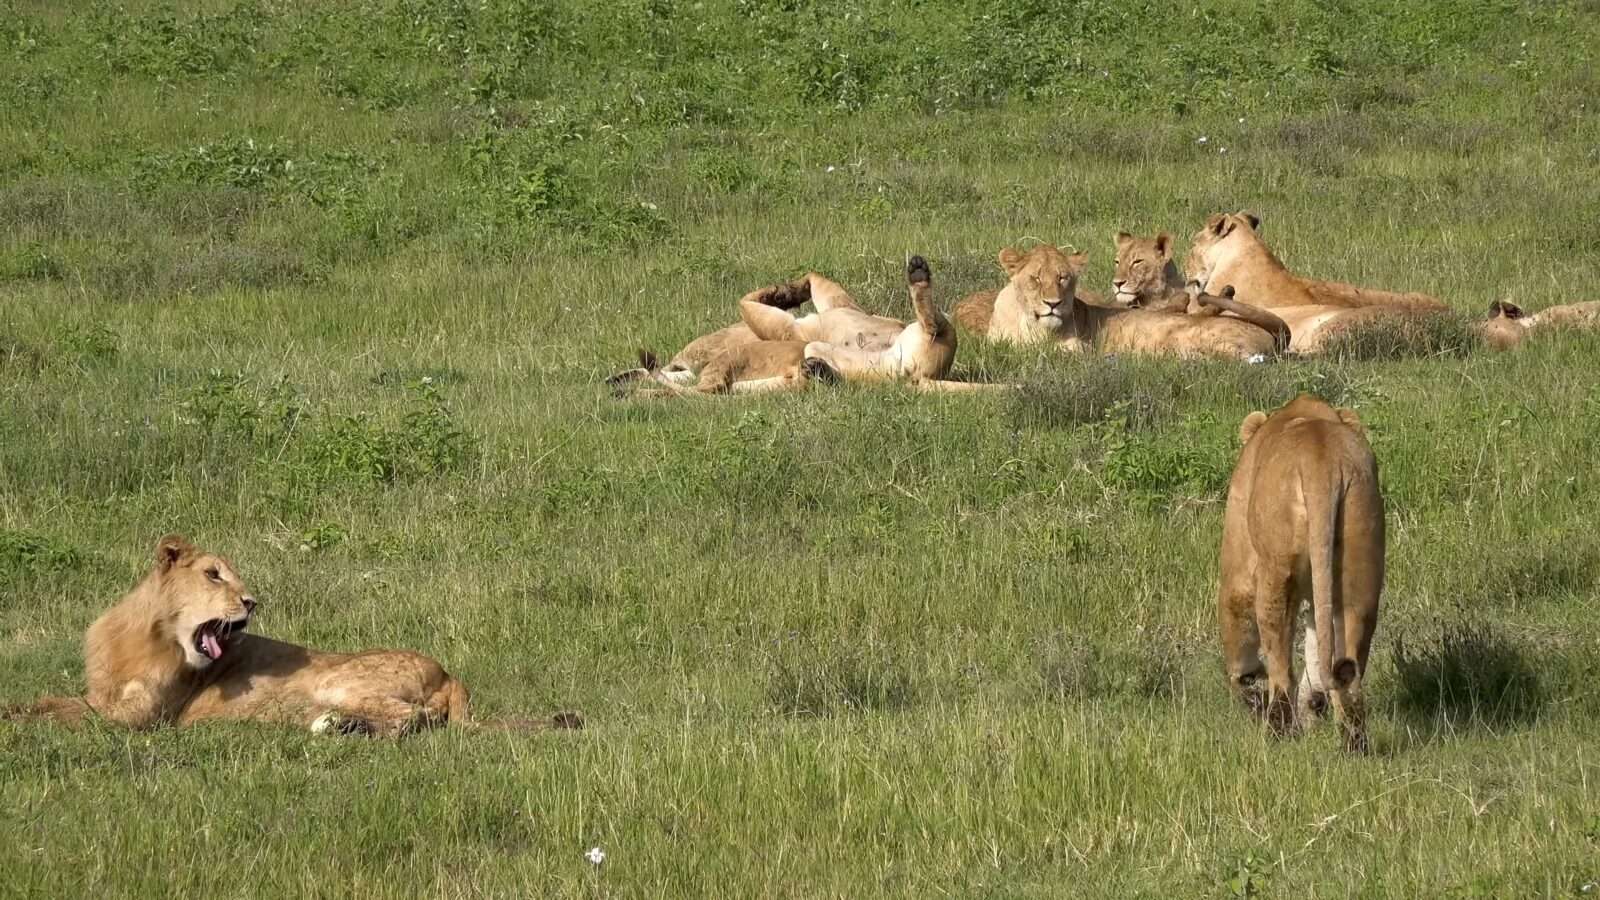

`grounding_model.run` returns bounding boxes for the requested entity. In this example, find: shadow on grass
[1389,615,1546,735]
